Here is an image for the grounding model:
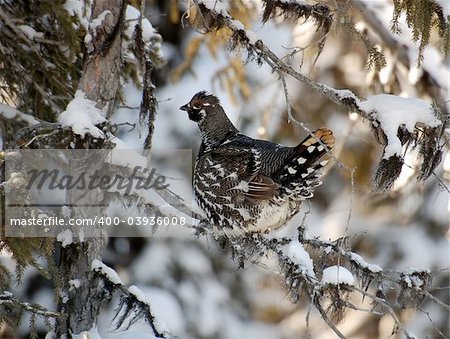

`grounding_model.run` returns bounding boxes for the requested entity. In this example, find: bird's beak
[180,104,188,111]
